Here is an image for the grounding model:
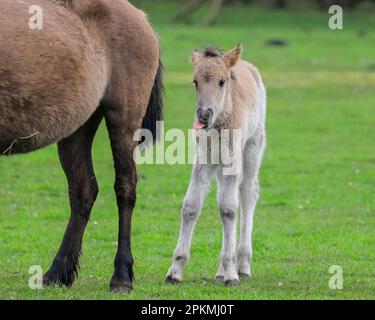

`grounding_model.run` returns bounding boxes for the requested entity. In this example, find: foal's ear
[191,50,202,65]
[223,43,243,68]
